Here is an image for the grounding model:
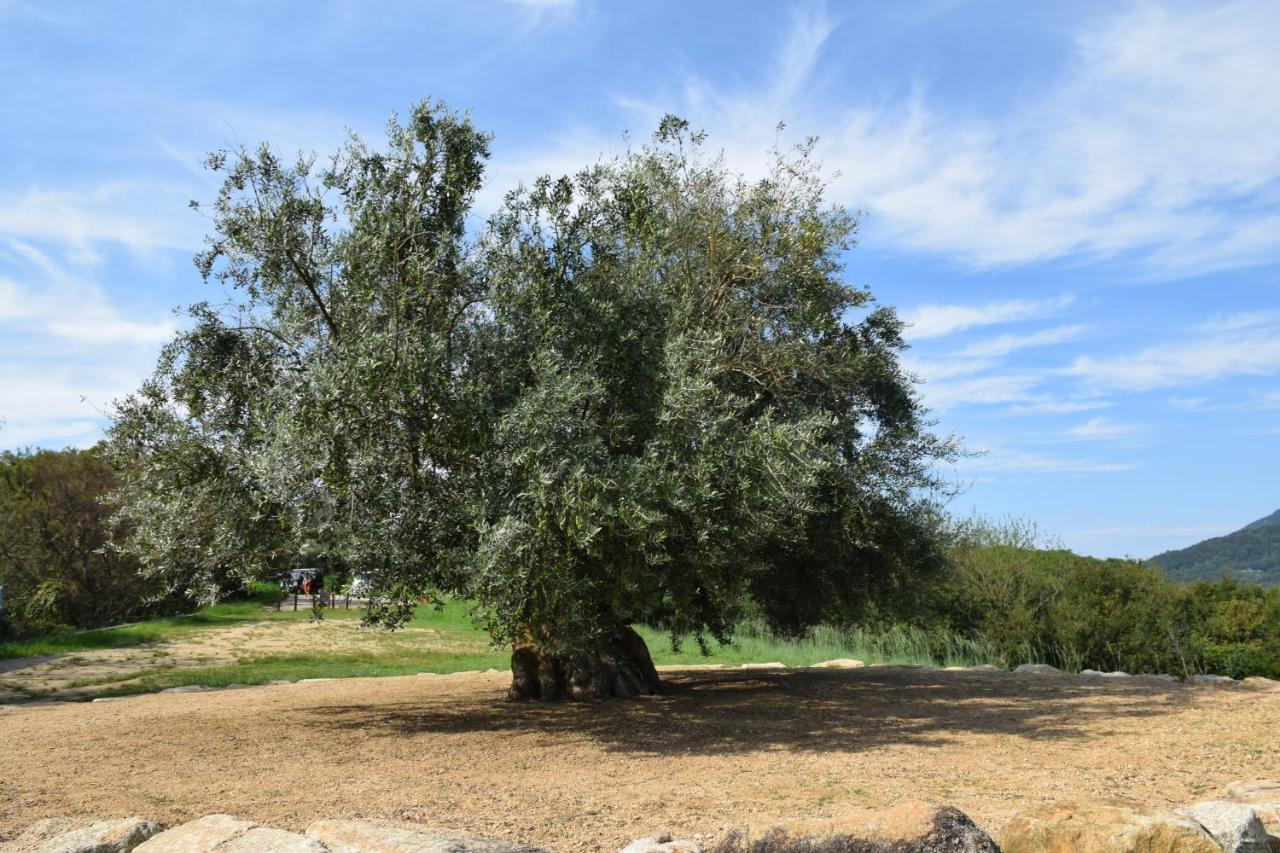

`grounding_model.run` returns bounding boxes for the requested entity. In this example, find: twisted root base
[508,625,661,700]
